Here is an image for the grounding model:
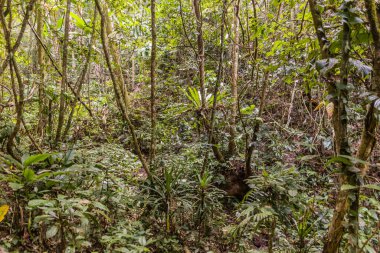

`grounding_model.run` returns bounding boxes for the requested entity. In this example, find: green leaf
[349,59,372,77]
[35,171,52,181]
[288,189,298,197]
[341,184,357,191]
[23,154,51,167]
[327,155,367,167]
[316,58,339,75]
[299,155,319,161]
[46,225,58,239]
[23,168,36,182]
[240,104,256,115]
[374,99,380,110]
[348,16,363,25]
[28,199,52,208]
[56,17,64,30]
[9,182,24,191]
[92,201,109,212]
[327,155,352,165]
[70,12,86,30]
[340,155,367,165]
[34,215,54,223]
[187,87,201,108]
[362,184,380,191]
[138,236,147,246]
